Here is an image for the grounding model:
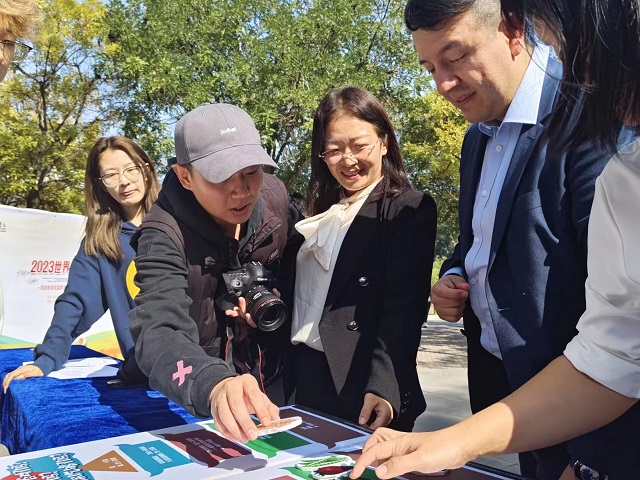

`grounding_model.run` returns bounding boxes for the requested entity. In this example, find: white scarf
[291,177,383,350]
[295,178,383,270]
